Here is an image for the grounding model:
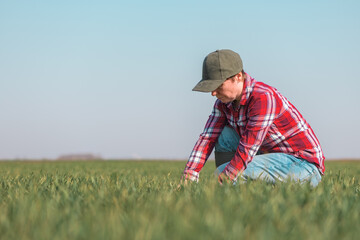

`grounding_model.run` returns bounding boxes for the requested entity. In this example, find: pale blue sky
[1,0,359,160]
